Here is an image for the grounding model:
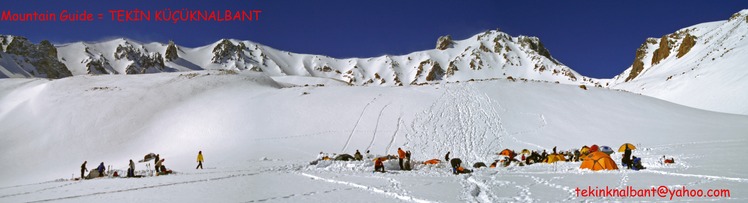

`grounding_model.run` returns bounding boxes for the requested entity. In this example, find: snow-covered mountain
[1,30,597,86]
[2,10,748,201]
[4,10,748,116]
[609,10,748,115]
[0,72,746,202]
